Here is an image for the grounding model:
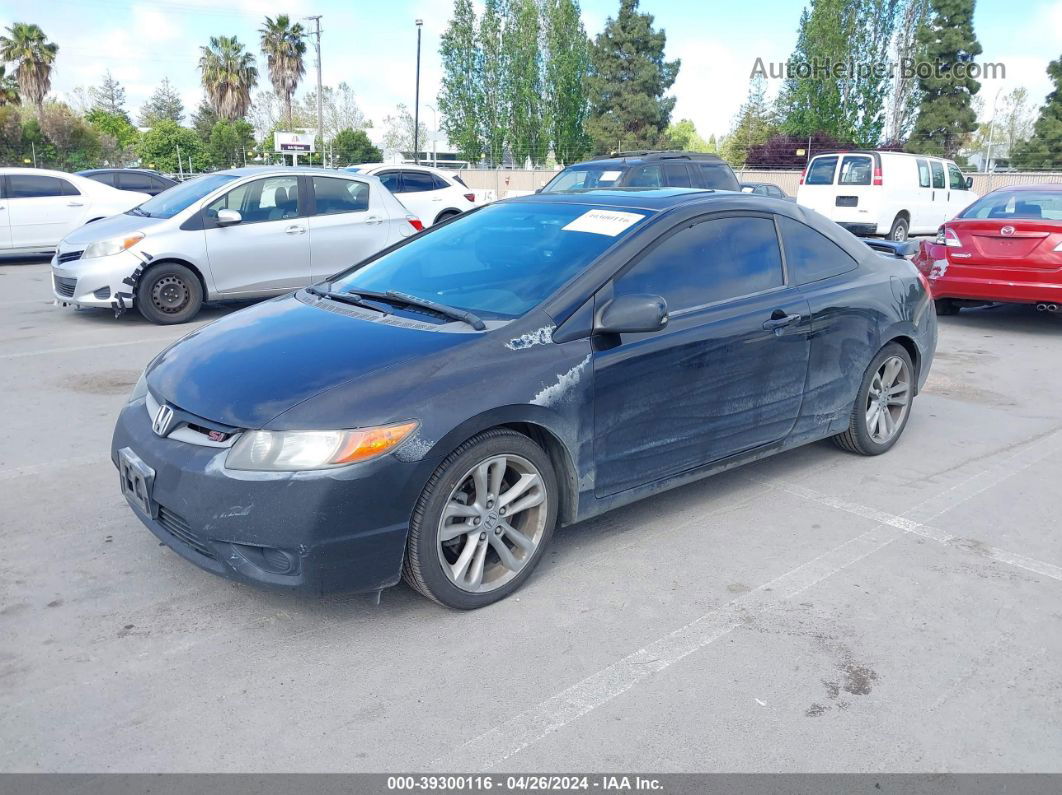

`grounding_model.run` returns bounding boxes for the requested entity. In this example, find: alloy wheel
[437,454,548,593]
[865,355,911,444]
